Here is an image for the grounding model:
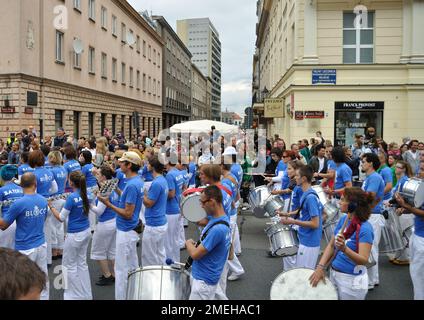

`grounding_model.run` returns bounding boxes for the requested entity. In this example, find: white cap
[223,146,237,156]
